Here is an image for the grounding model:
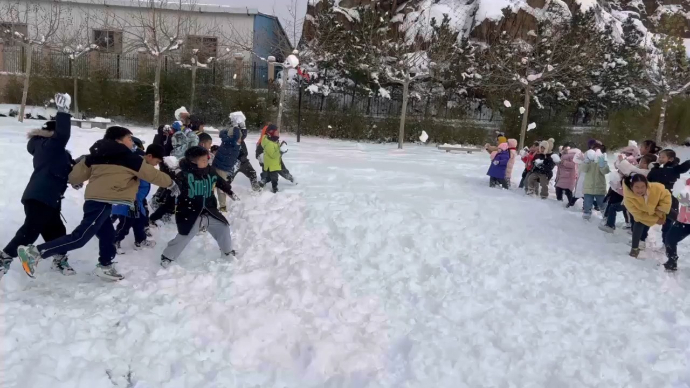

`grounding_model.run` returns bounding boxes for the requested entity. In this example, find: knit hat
[104,126,133,141]
[539,140,549,152]
[41,120,56,131]
[507,139,517,149]
[266,124,278,136]
[174,106,189,121]
[171,121,183,132]
[498,143,508,151]
[497,136,507,144]
[132,136,144,150]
